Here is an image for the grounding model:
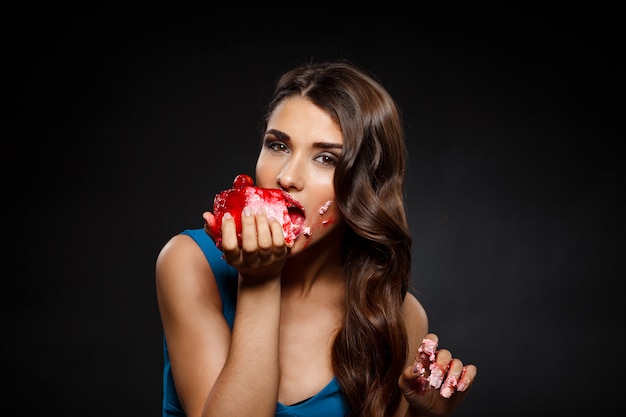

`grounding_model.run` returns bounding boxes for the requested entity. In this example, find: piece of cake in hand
[415,337,461,398]
[208,174,306,249]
